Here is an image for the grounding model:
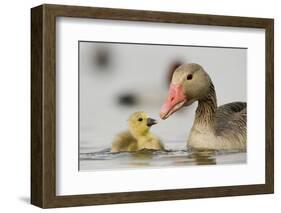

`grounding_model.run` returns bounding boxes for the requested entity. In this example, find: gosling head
[160,63,211,120]
[128,111,158,137]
